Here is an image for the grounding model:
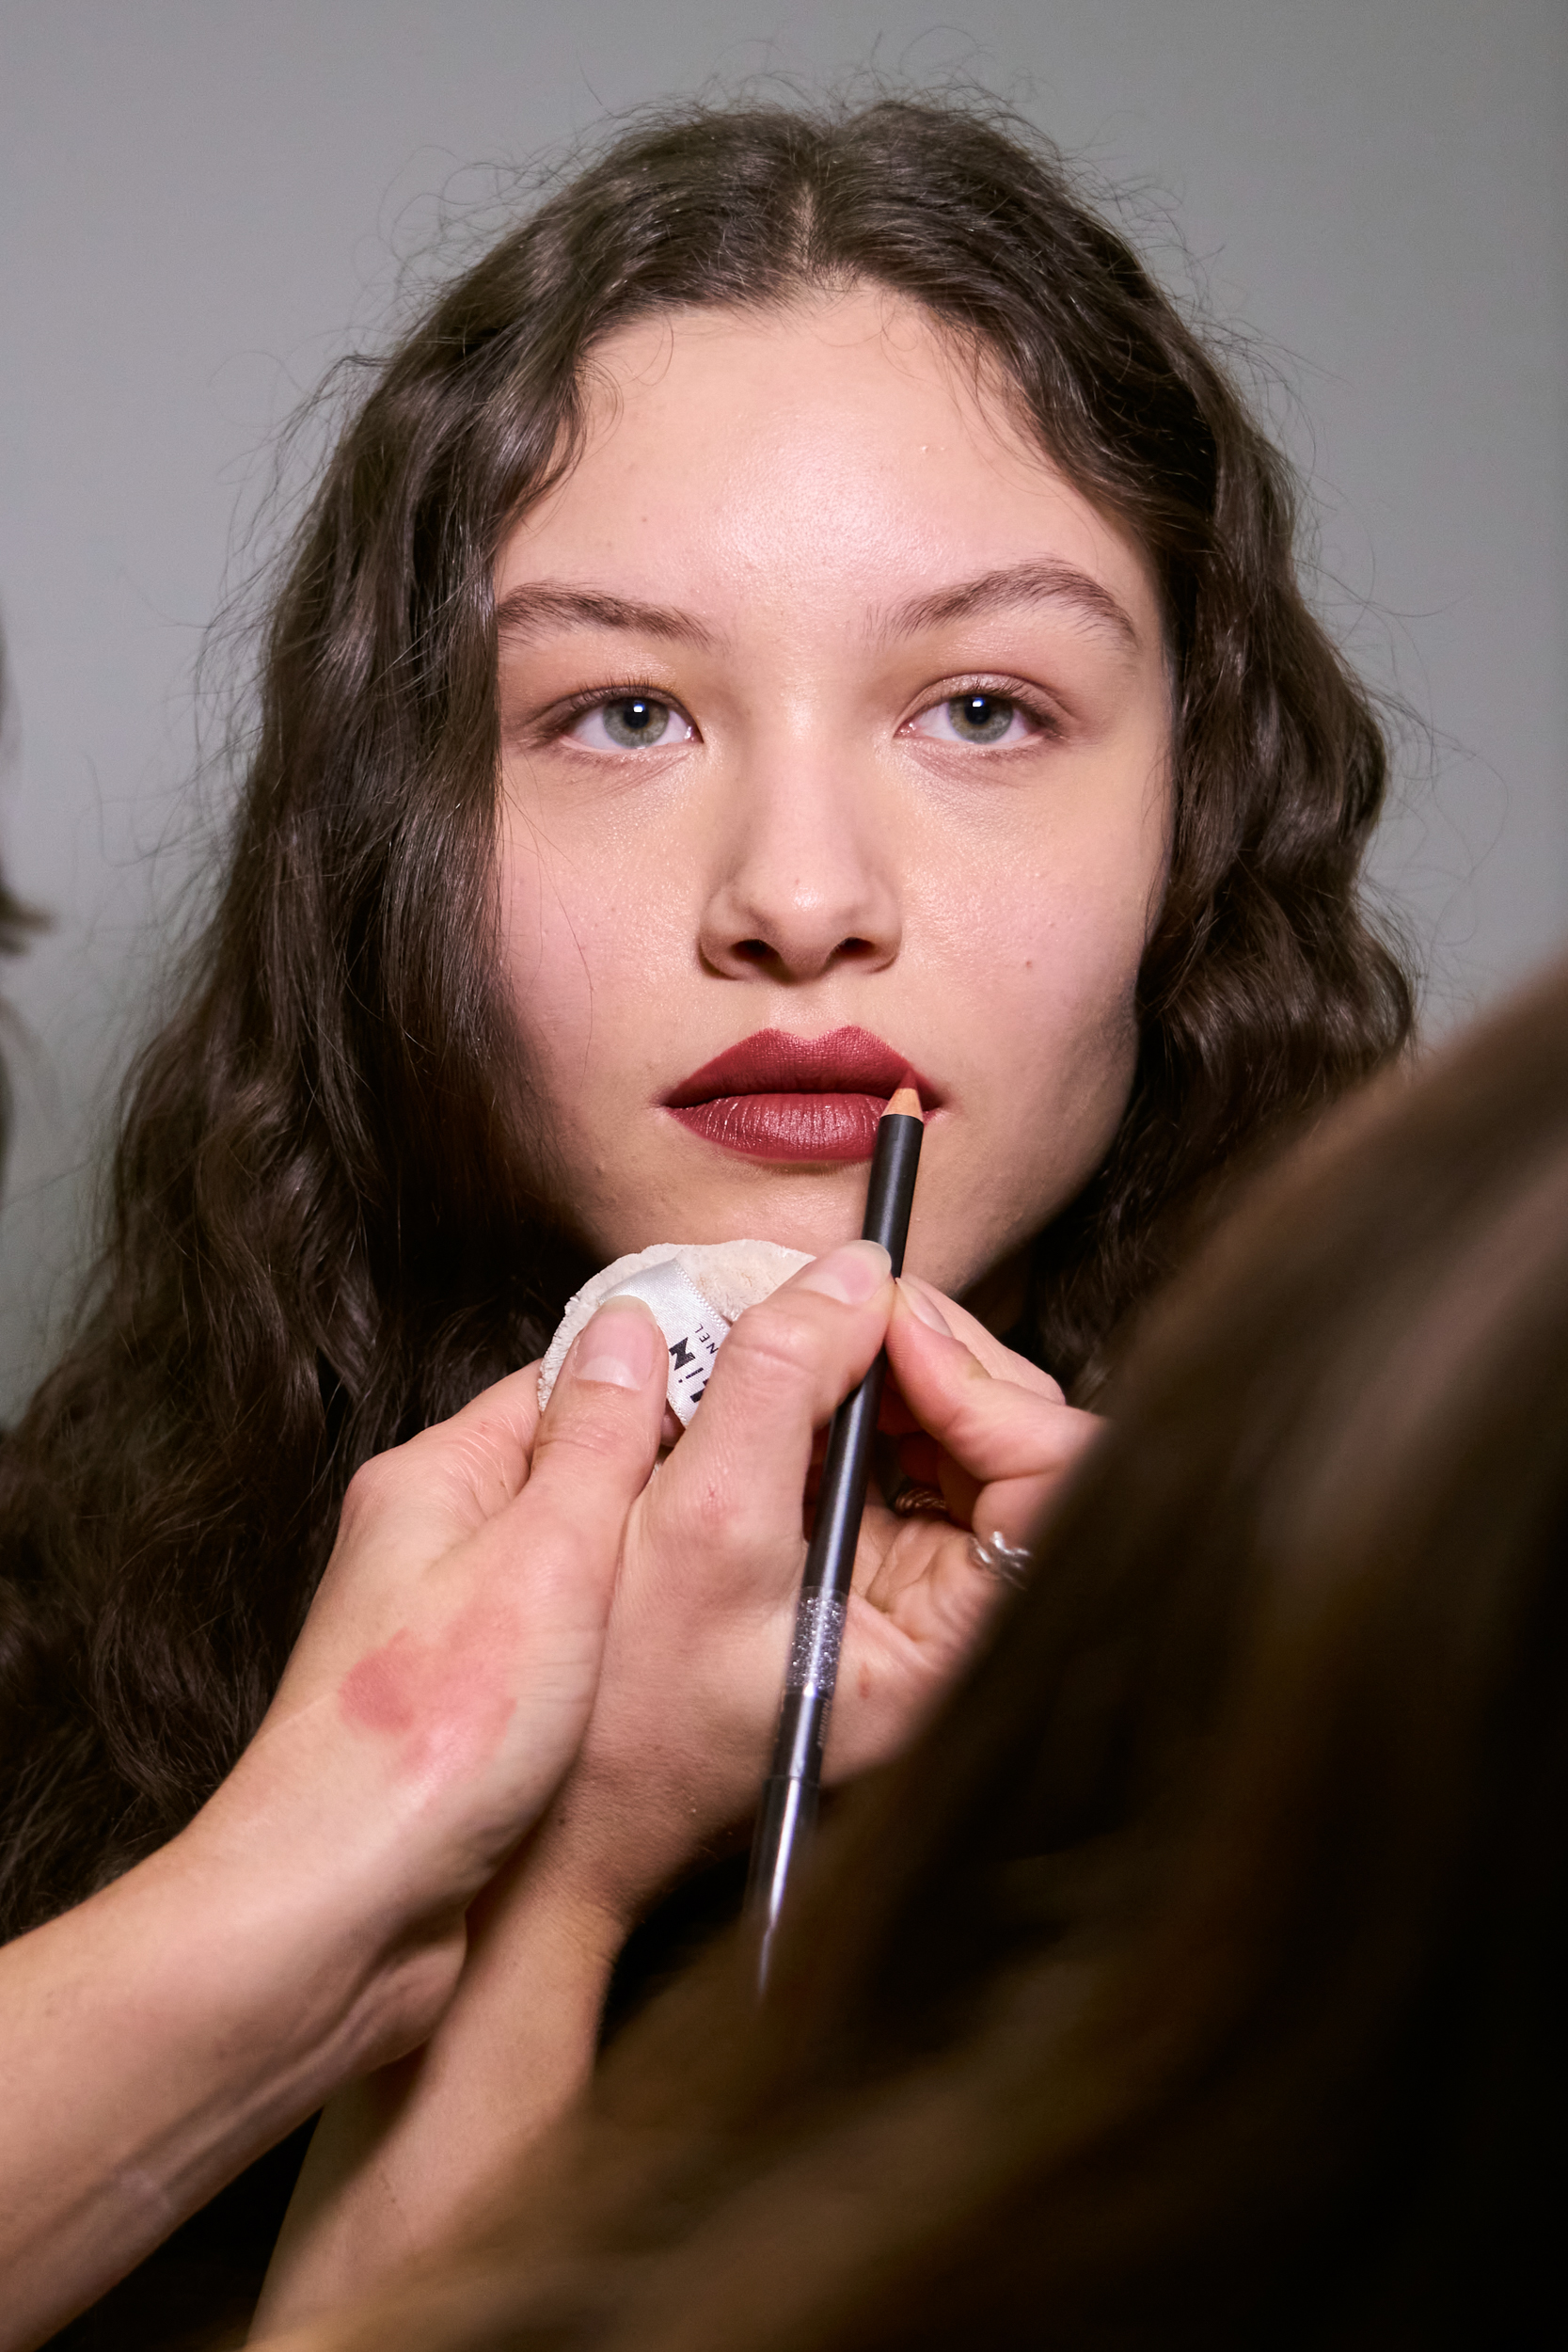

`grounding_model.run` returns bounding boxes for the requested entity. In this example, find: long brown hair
[307,957,1568,2352]
[0,95,1412,1936]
